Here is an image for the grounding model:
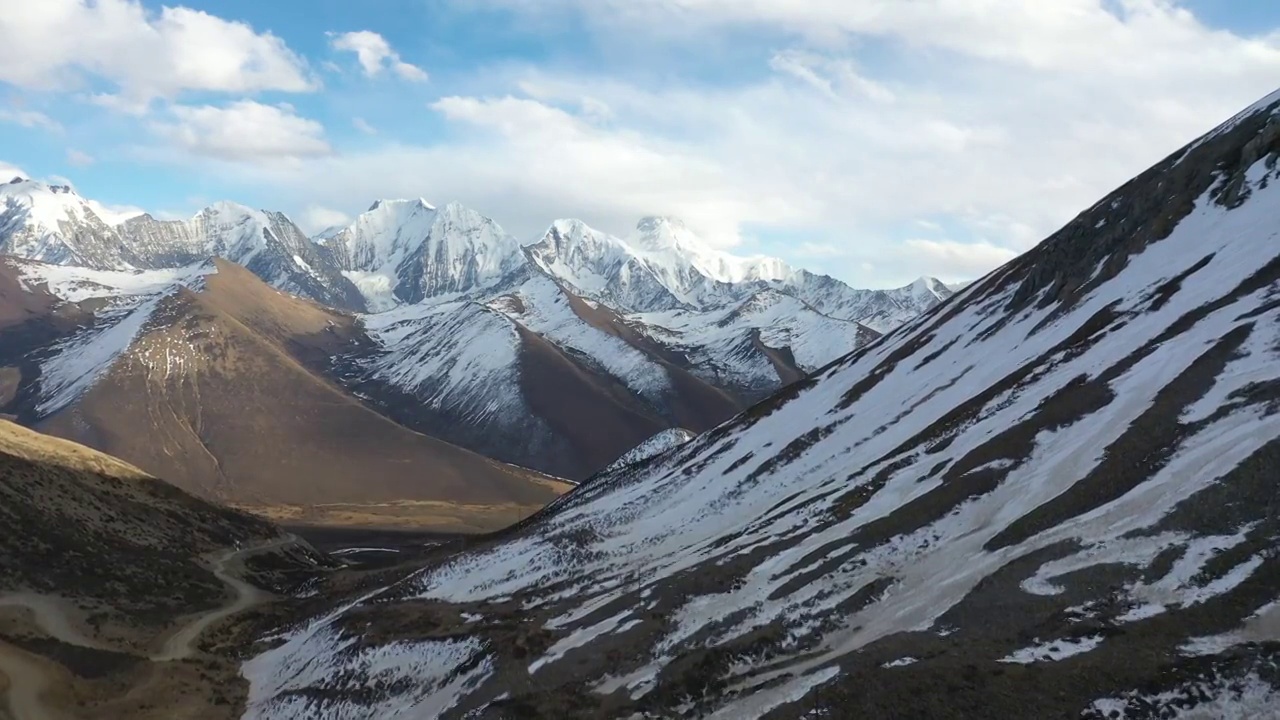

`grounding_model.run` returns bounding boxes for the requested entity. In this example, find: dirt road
[0,534,299,720]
